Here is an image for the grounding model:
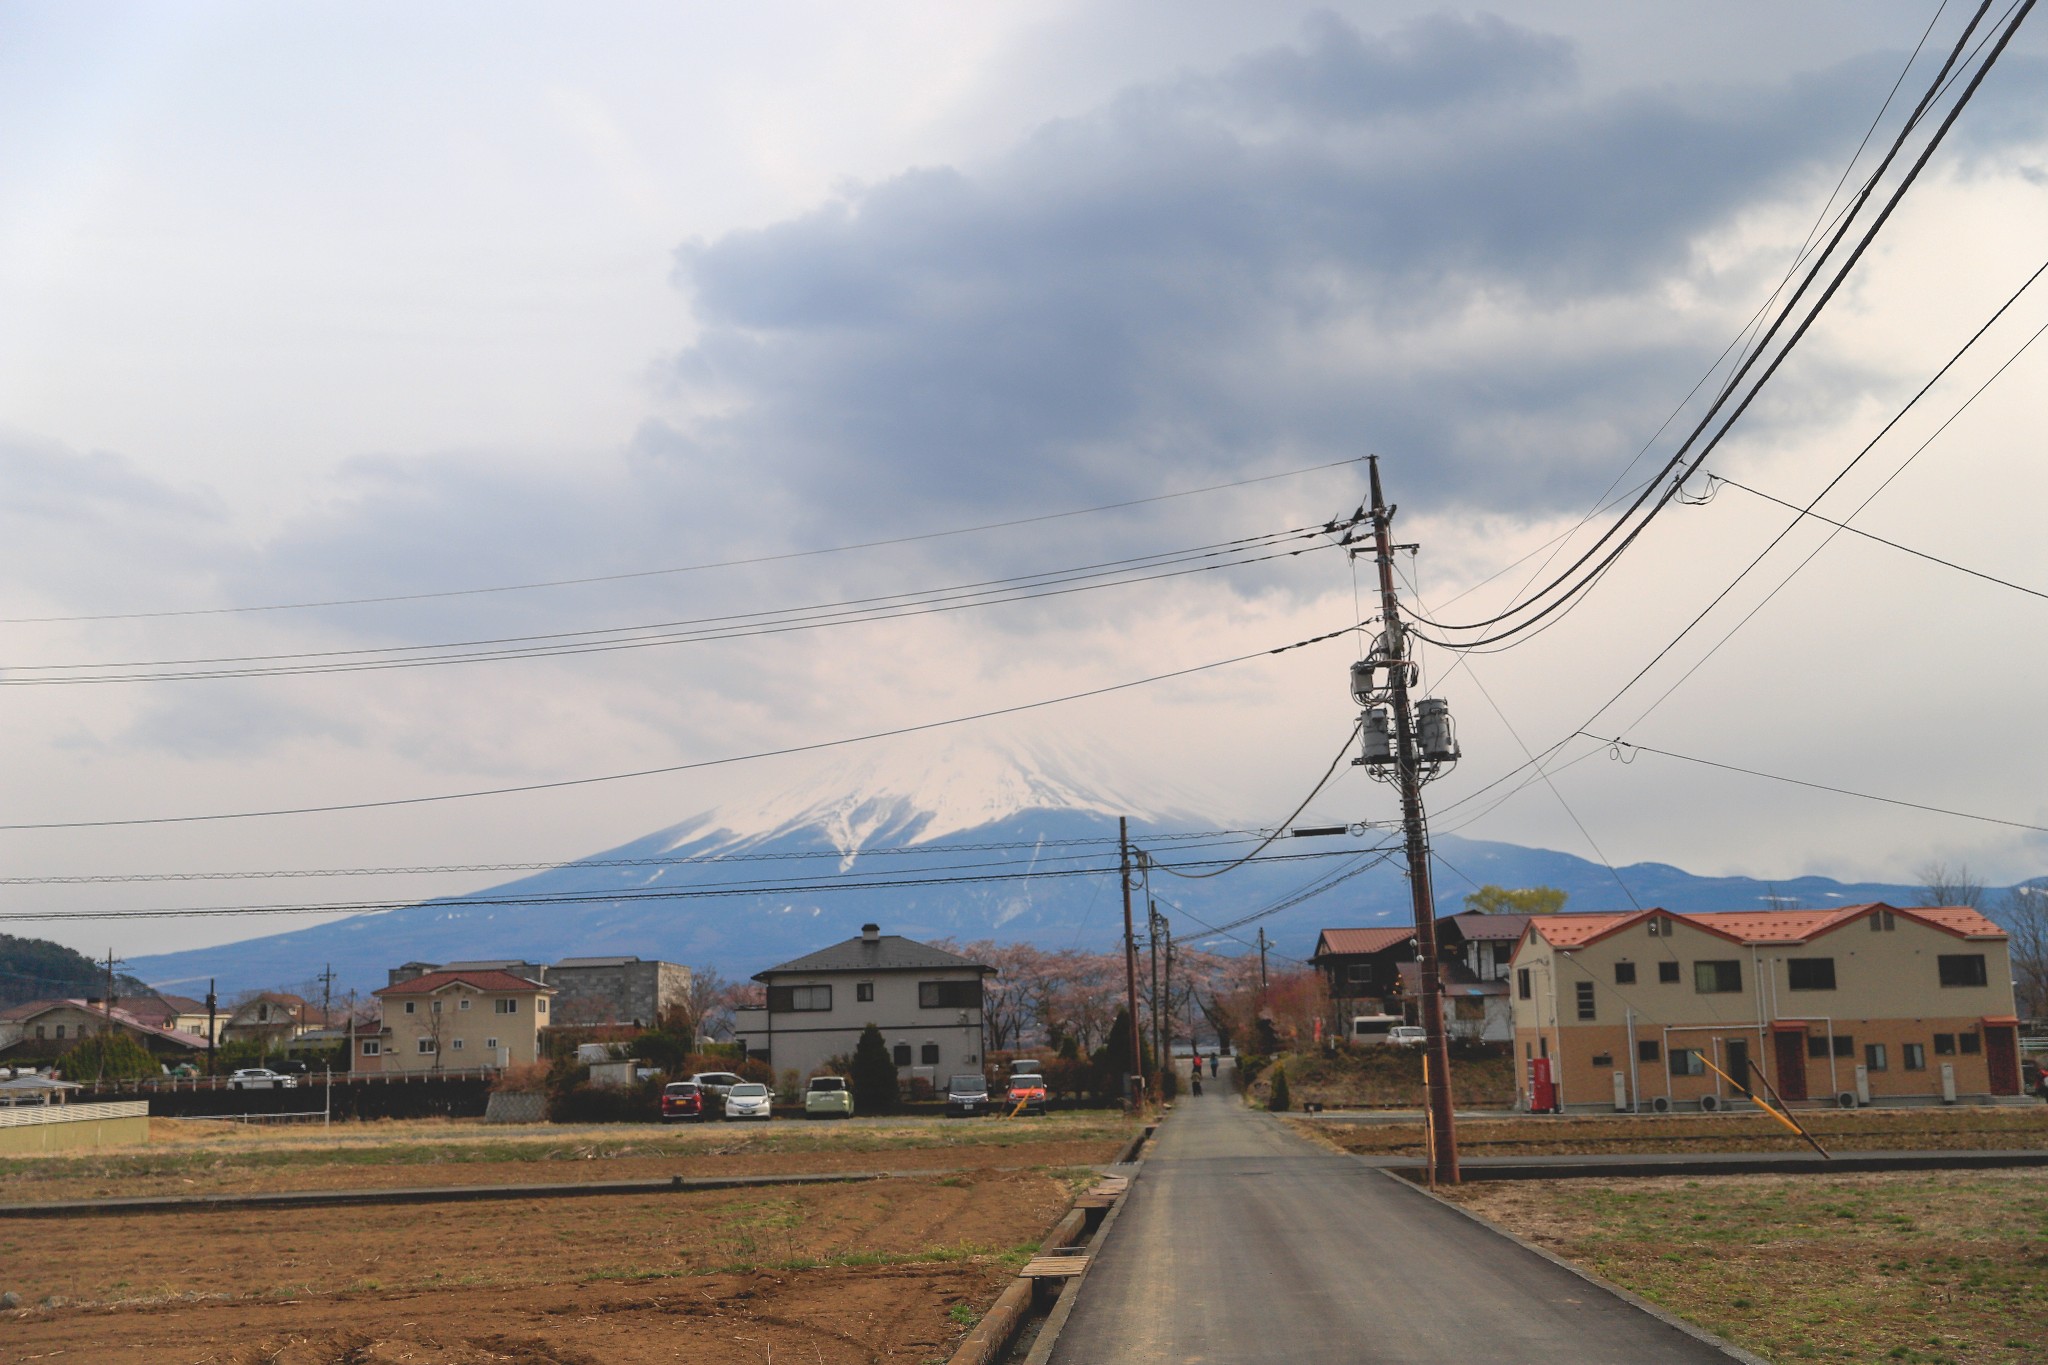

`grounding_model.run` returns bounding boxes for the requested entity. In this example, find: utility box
[1941,1062,1958,1104]
[1854,1063,1871,1106]
[1612,1070,1629,1112]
